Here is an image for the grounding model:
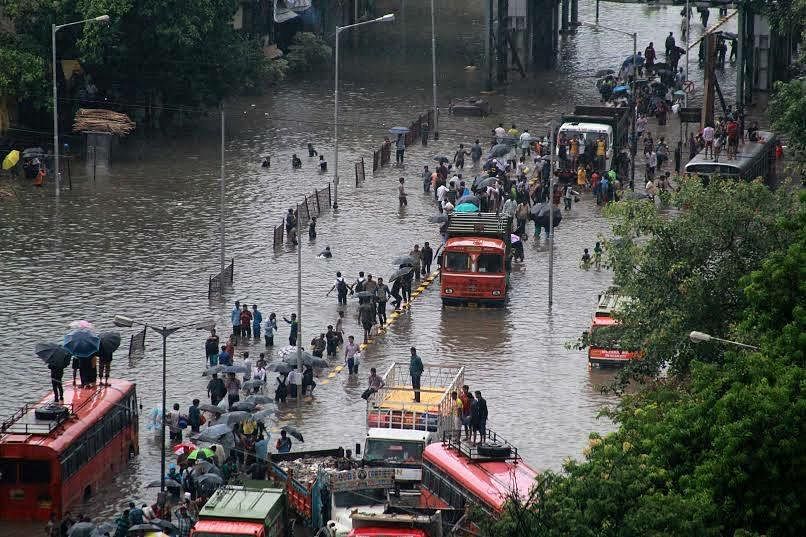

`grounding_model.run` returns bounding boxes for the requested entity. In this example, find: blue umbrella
[613,85,629,94]
[454,202,480,213]
[62,329,100,358]
[389,126,410,134]
[456,194,480,206]
[622,54,644,67]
